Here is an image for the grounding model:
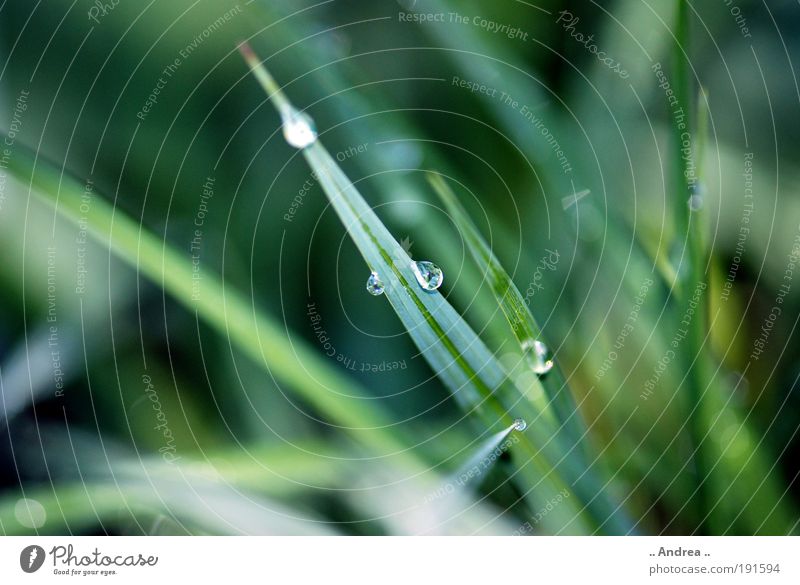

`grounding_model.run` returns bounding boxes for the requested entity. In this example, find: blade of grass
[678,89,796,535]
[239,44,635,534]
[406,0,795,534]
[427,173,589,443]
[303,138,593,532]
[684,85,710,533]
[672,0,692,246]
[0,477,336,536]
[240,14,521,345]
